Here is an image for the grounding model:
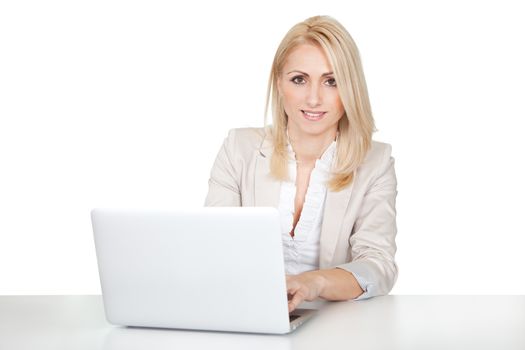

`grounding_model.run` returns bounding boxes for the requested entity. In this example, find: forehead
[282,43,333,74]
